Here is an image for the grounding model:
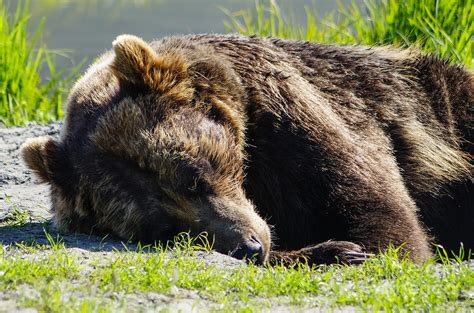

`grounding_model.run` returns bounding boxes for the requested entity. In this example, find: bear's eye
[174,160,213,195]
